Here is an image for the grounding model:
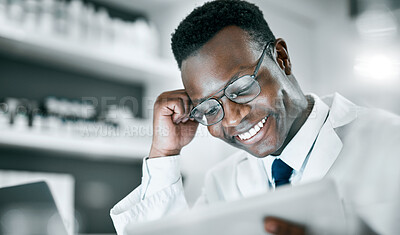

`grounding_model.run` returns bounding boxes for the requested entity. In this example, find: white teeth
[249,128,257,136]
[237,116,268,141]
